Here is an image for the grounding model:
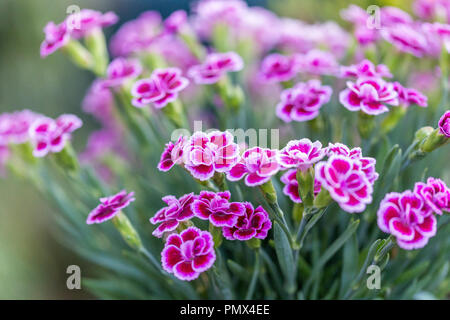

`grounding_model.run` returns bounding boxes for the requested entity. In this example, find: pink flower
[414,178,450,215]
[340,60,392,79]
[29,114,82,158]
[339,77,399,115]
[297,50,339,76]
[131,68,189,109]
[340,5,379,46]
[0,110,41,145]
[377,191,436,250]
[315,155,374,213]
[66,9,118,39]
[280,169,321,203]
[327,143,379,184]
[102,58,142,88]
[259,53,299,83]
[161,227,216,281]
[164,10,188,34]
[86,190,135,224]
[227,147,279,187]
[381,24,428,58]
[393,82,428,107]
[150,193,197,238]
[192,191,245,227]
[110,11,162,57]
[276,80,332,122]
[157,136,188,172]
[414,0,450,23]
[183,131,240,181]
[438,110,450,137]
[82,80,116,127]
[40,22,70,57]
[278,139,325,170]
[429,22,450,52]
[222,202,272,241]
[188,52,244,85]
[380,7,413,27]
